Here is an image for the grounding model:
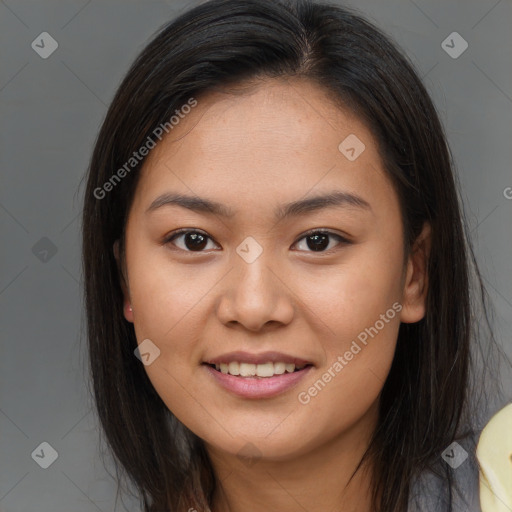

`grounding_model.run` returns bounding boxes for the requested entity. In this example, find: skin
[114,77,431,512]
